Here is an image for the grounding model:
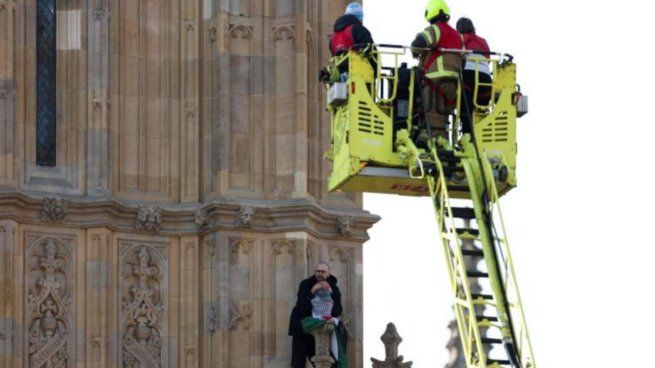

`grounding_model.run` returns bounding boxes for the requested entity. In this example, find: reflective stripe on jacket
[419,22,463,80]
